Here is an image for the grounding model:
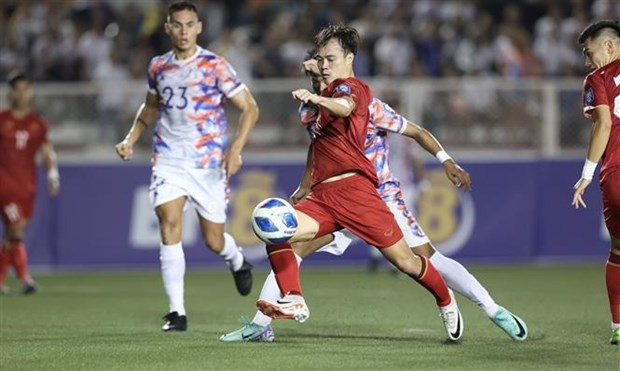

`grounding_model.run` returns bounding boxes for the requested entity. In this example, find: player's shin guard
[266,243,302,296]
[9,241,32,284]
[409,255,451,307]
[606,252,620,326]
